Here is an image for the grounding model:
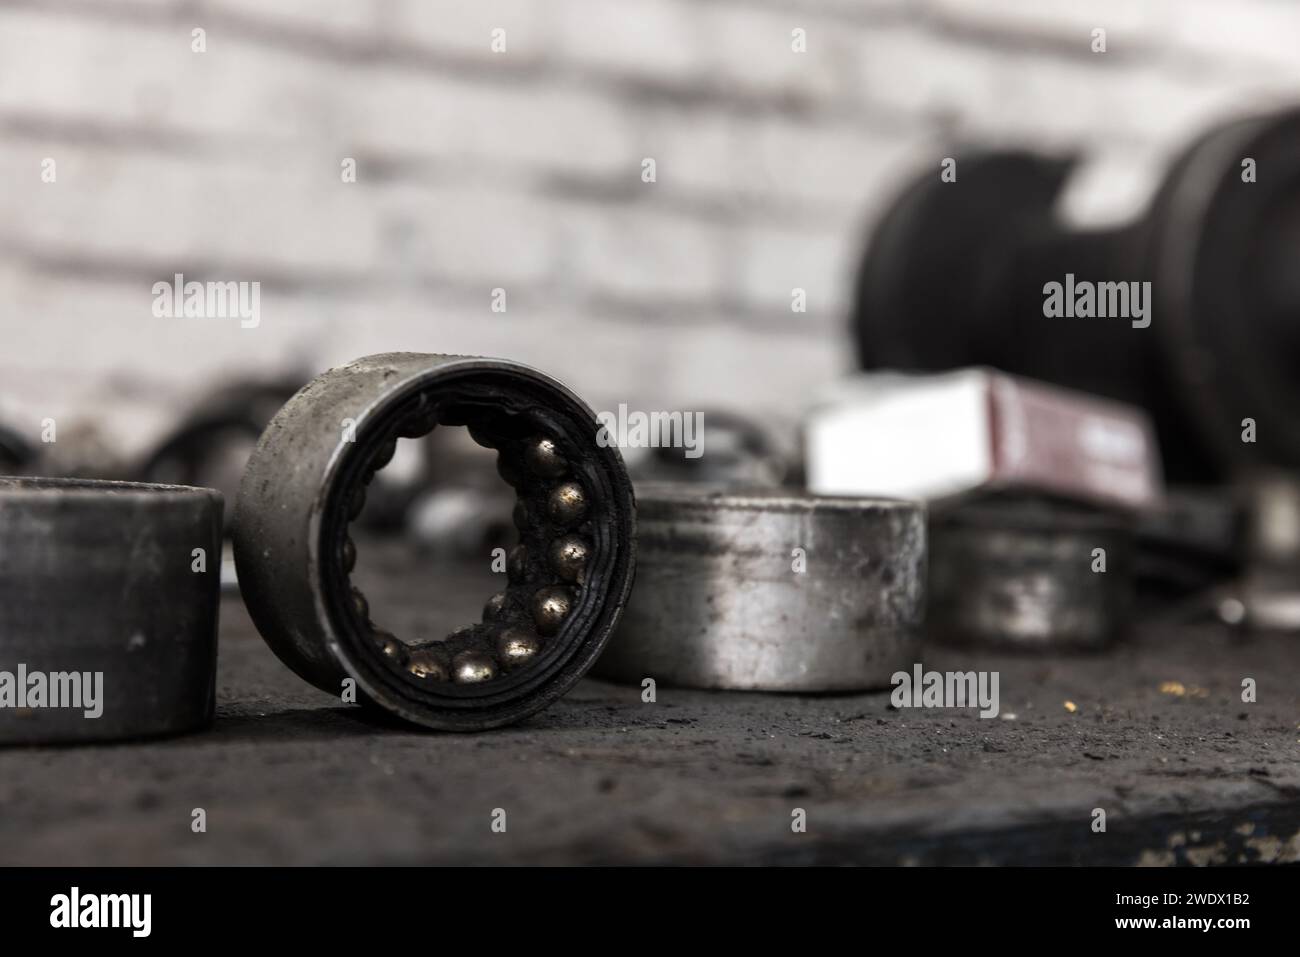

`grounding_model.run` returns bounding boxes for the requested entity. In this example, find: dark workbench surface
[3,551,1298,866]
